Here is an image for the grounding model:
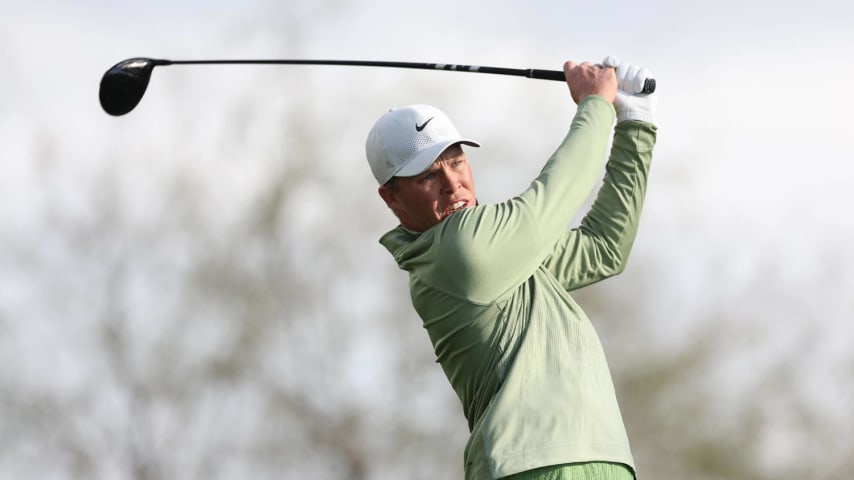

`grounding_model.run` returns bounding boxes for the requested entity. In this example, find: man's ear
[378,185,397,210]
